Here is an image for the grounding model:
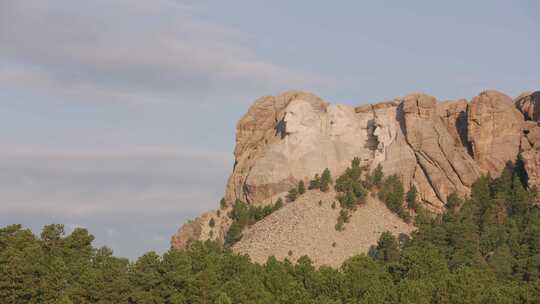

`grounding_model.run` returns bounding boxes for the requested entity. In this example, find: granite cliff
[172,89,539,266]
